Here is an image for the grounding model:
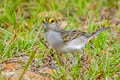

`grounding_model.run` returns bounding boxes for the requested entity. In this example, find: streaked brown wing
[60,30,86,42]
